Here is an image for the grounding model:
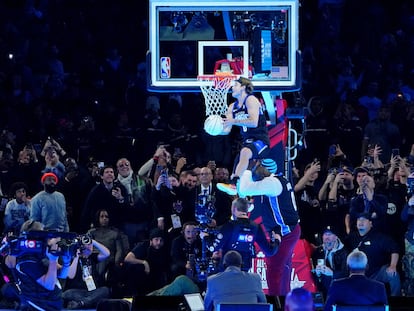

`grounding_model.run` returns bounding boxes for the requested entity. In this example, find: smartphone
[329,145,336,156]
[392,148,400,157]
[97,161,104,168]
[364,156,373,164]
